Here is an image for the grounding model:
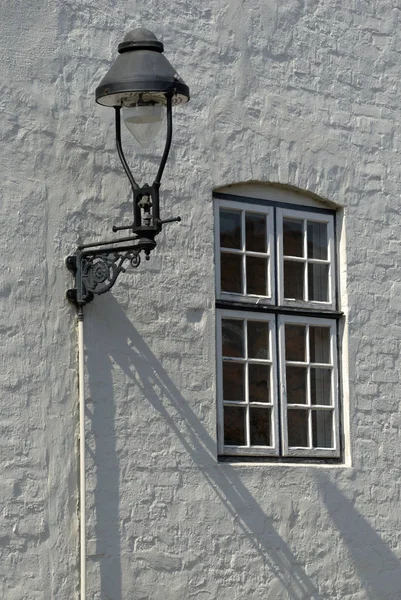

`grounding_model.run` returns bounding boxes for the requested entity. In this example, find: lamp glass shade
[122,104,165,147]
